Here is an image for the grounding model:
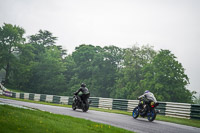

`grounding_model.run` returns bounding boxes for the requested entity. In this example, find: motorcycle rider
[138,90,157,112]
[74,83,90,104]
